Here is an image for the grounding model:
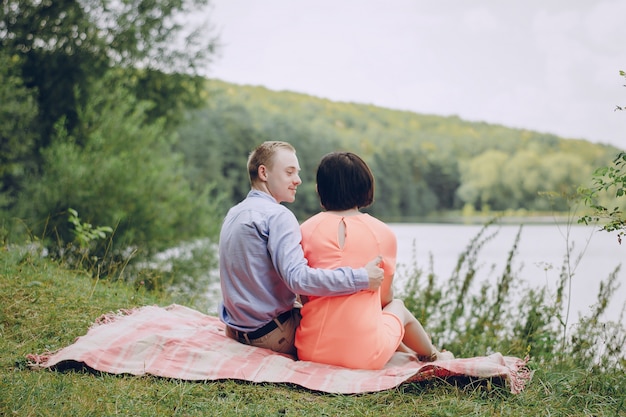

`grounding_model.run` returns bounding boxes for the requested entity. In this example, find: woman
[295,152,453,370]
